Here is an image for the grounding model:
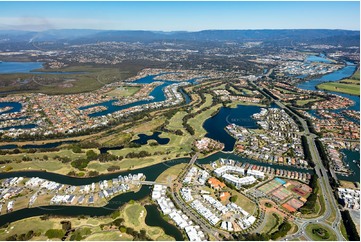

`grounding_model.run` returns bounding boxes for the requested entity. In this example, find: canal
[297,60,360,182]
